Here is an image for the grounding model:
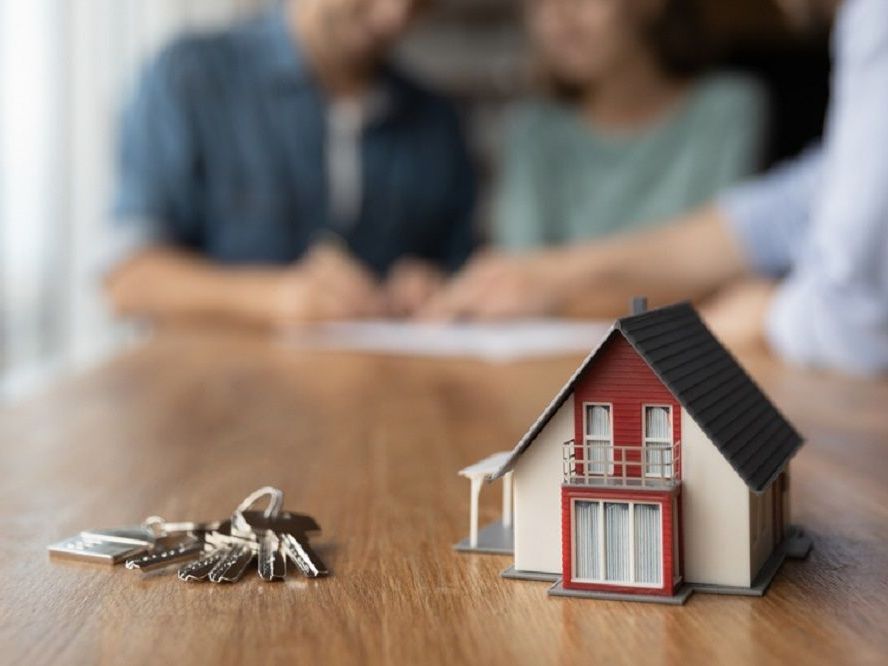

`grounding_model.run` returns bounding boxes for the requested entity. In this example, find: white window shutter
[634,504,661,584]
[604,503,630,582]
[574,501,600,580]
